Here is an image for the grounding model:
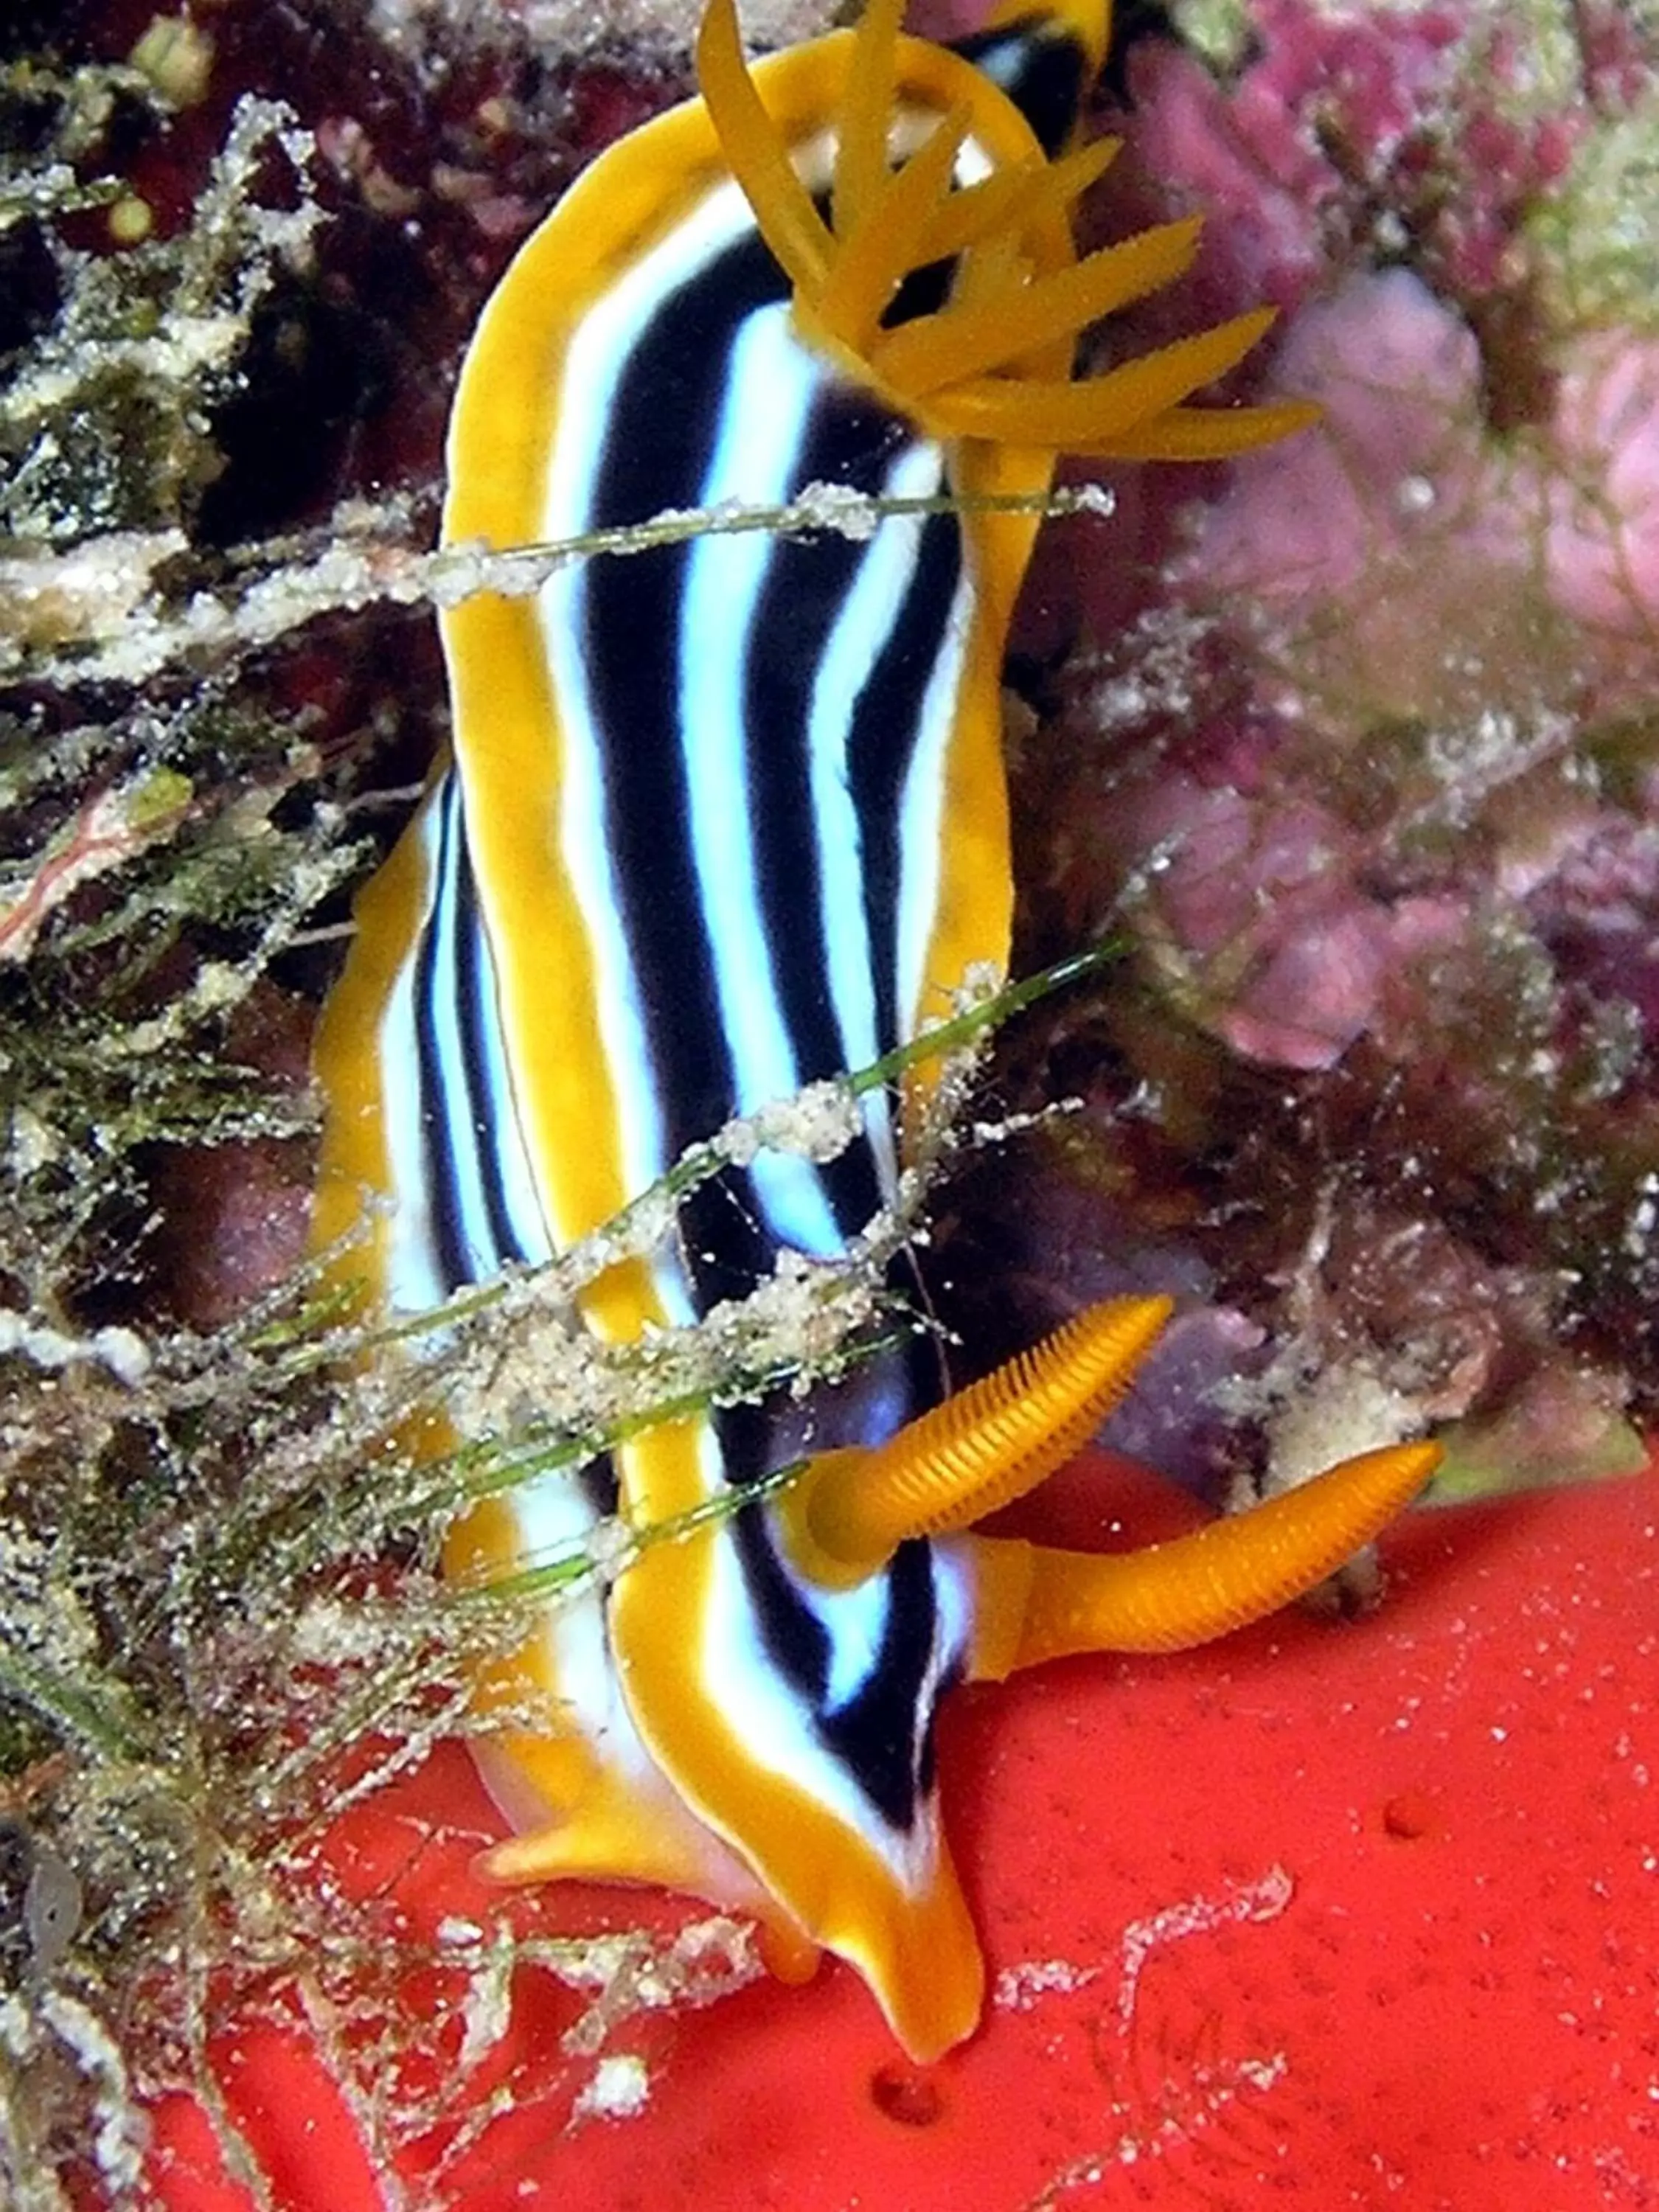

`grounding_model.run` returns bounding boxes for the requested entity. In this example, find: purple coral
[995,4,1659,1489]
[1543,330,1659,639]
[1121,0,1579,308]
